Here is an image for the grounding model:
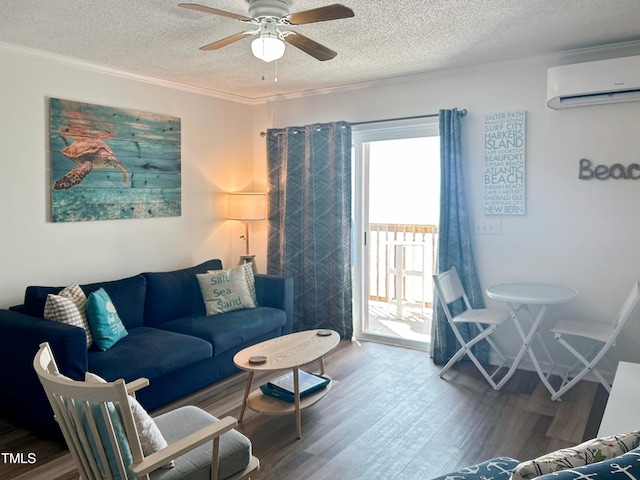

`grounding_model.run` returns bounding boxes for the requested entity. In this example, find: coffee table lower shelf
[247,378,332,415]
